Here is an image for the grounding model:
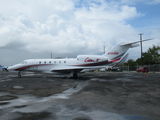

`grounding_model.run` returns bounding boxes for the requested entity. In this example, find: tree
[123,59,137,66]
[136,45,160,65]
[123,44,160,66]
